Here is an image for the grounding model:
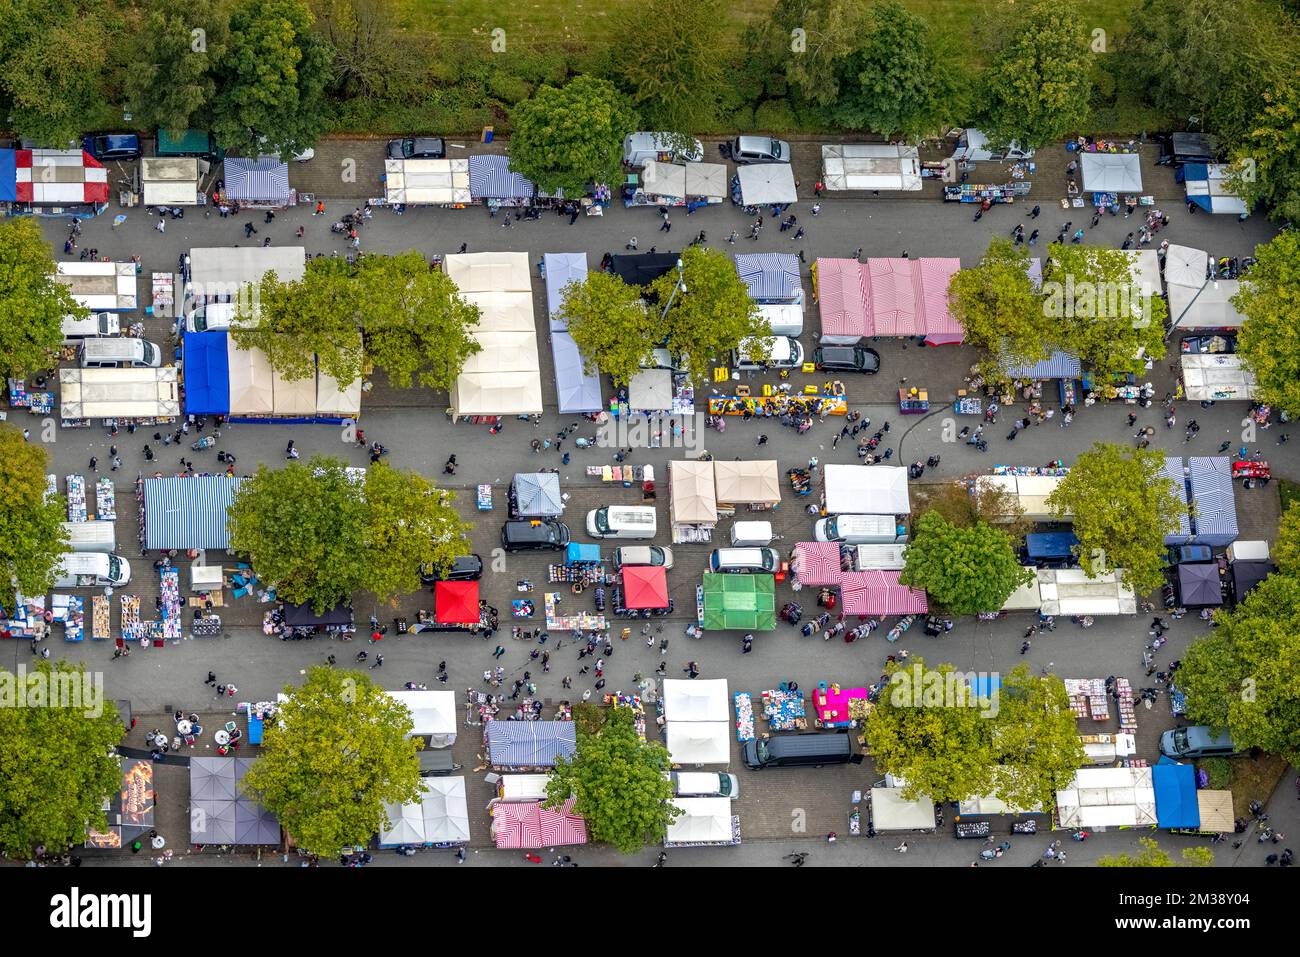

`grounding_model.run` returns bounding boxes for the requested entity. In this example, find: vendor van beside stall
[53,551,131,588]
